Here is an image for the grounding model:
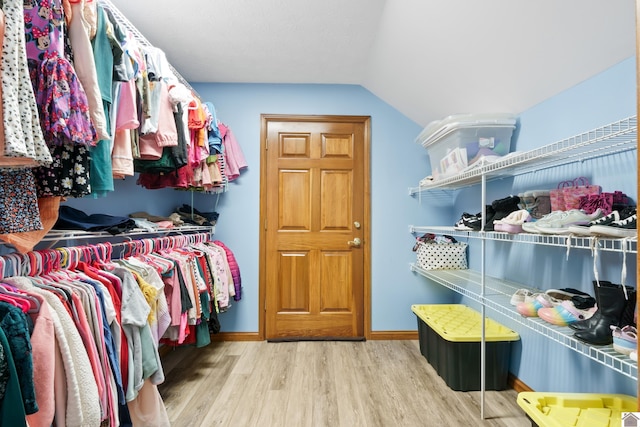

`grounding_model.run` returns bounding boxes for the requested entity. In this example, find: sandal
[611,325,637,356]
